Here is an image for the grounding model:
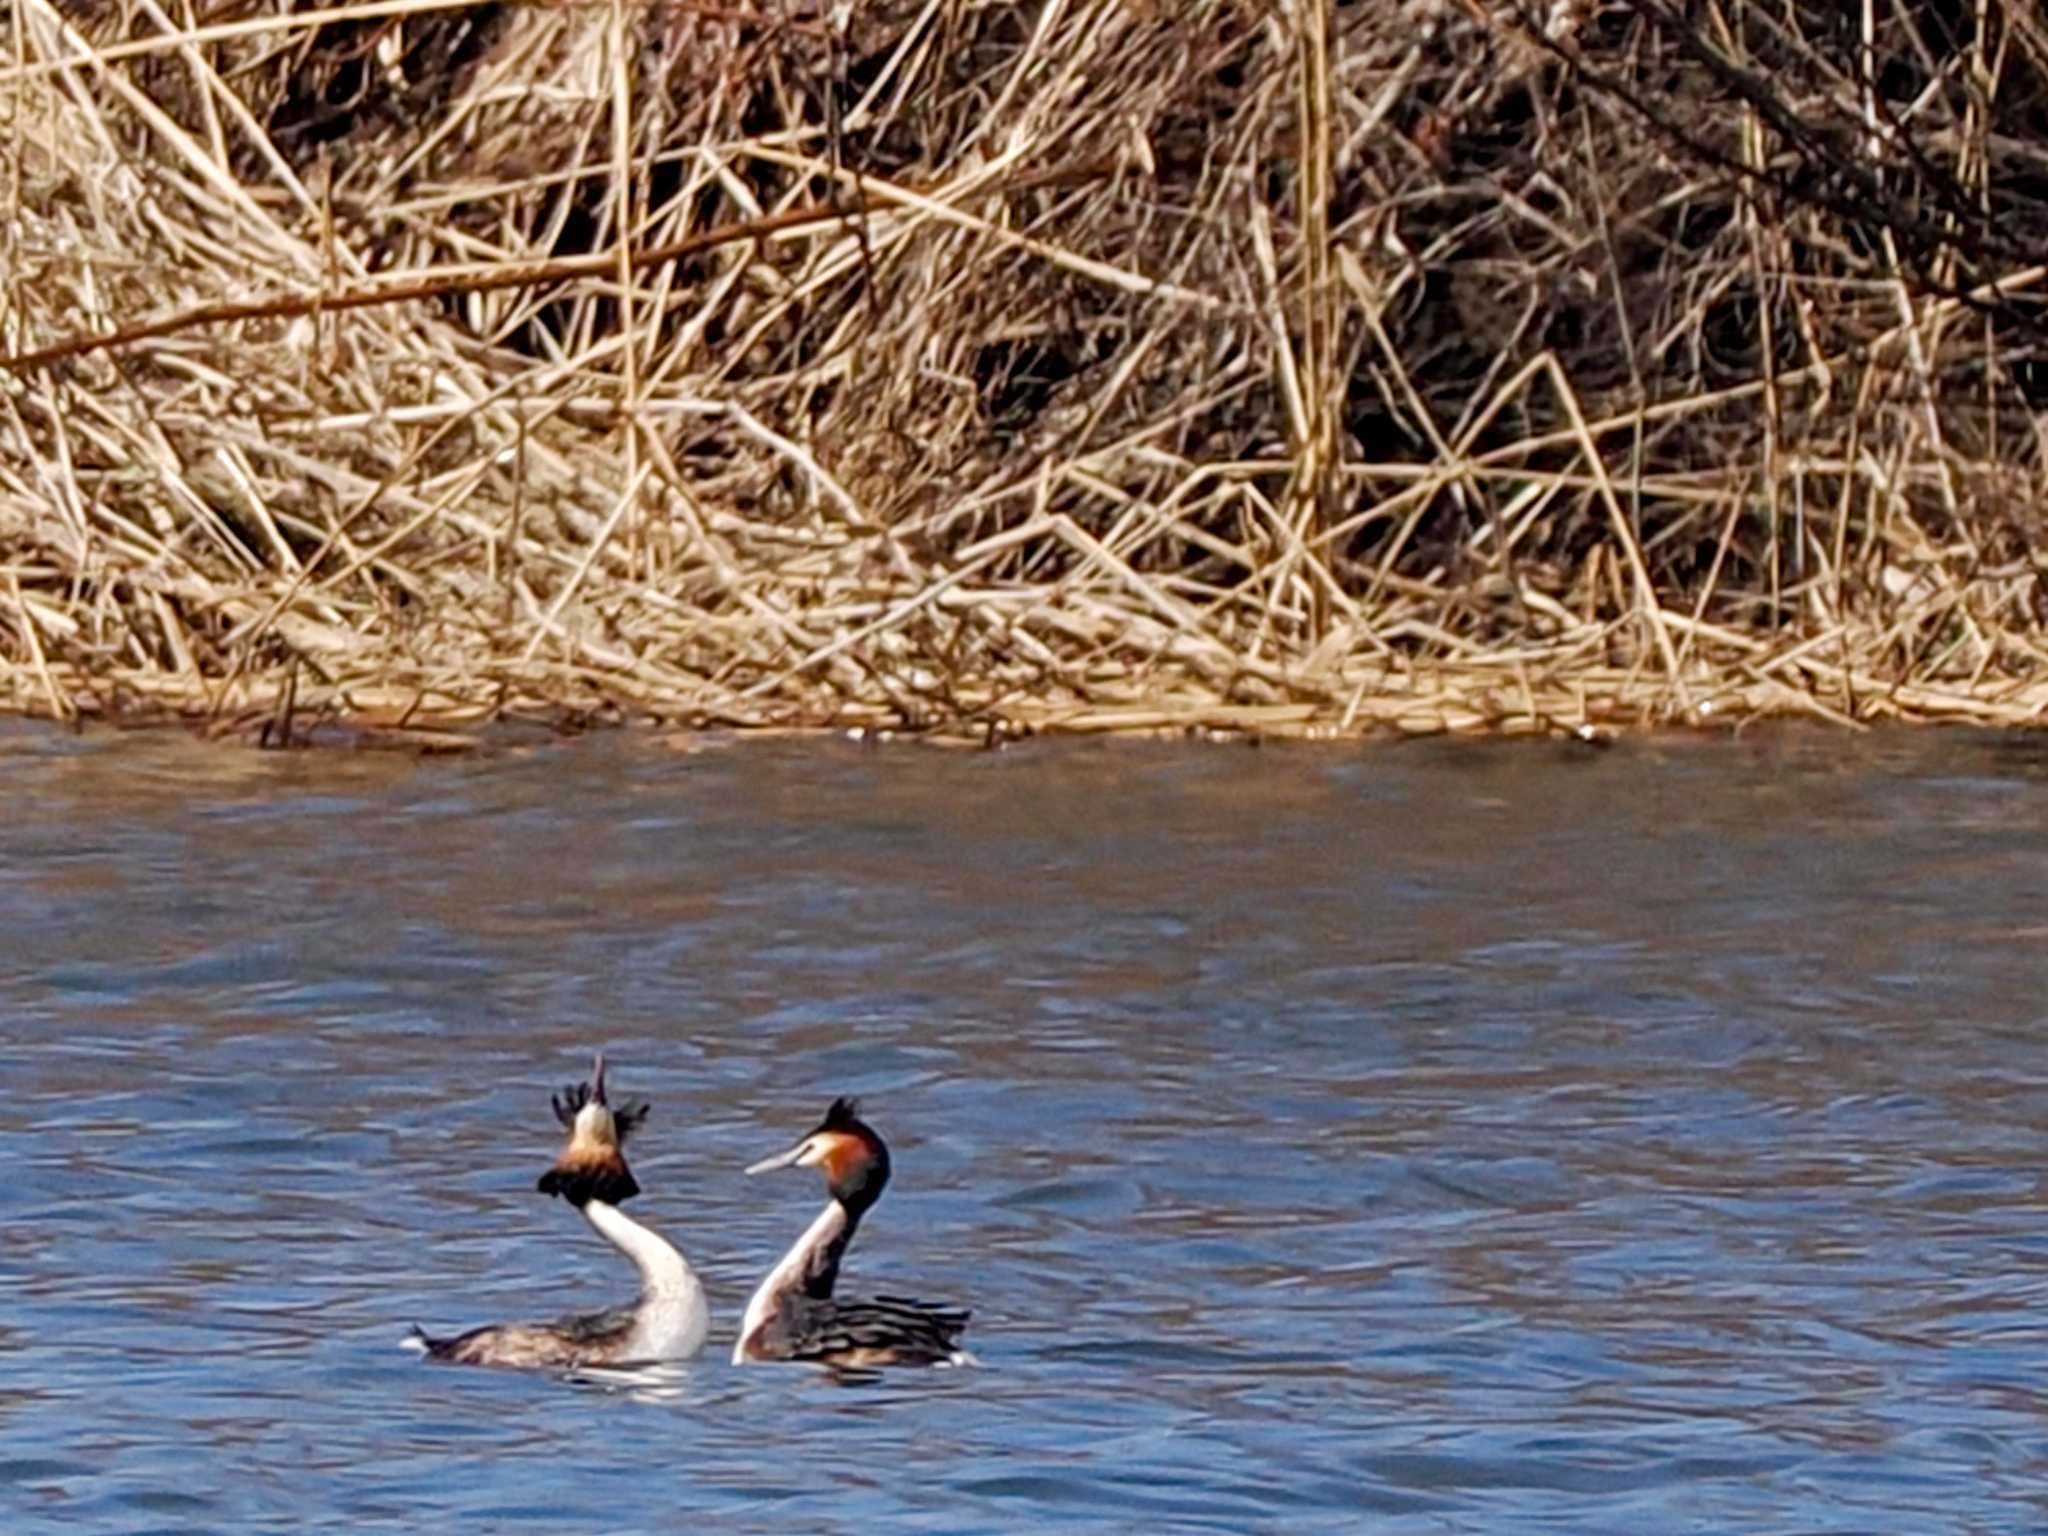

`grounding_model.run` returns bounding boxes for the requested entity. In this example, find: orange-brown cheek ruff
[539,1071,646,1208]
[814,1132,867,1186]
